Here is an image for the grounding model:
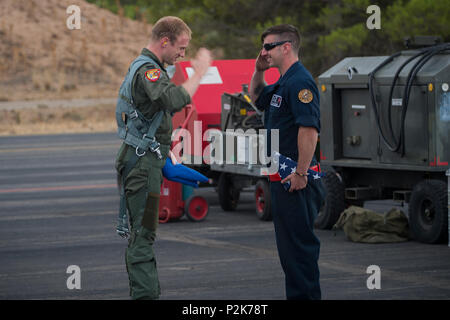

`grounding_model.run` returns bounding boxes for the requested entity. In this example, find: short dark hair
[151,16,192,44]
[261,24,300,54]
